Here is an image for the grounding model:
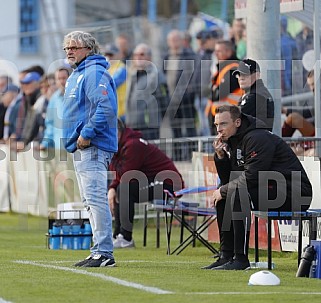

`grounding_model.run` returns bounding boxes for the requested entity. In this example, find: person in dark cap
[233,58,274,131]
[104,43,119,57]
